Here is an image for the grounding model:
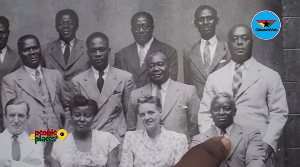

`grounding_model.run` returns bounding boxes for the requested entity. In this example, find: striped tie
[12,135,21,161]
[232,63,244,97]
[35,70,41,87]
[203,40,211,75]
